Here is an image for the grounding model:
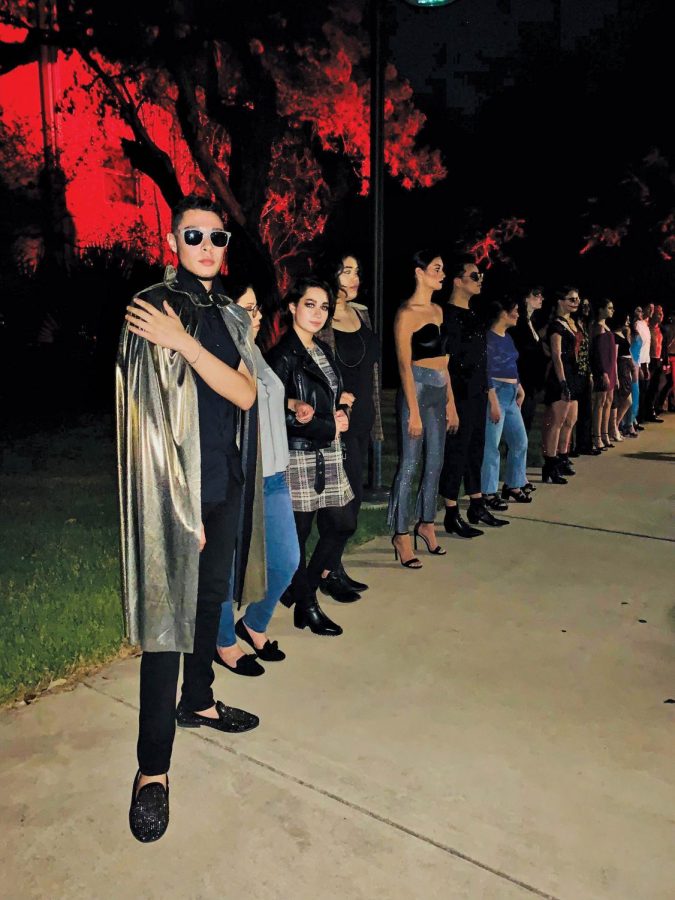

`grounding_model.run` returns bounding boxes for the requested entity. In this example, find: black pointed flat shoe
[176,699,259,732]
[213,648,265,676]
[129,770,169,843]
[235,617,285,662]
